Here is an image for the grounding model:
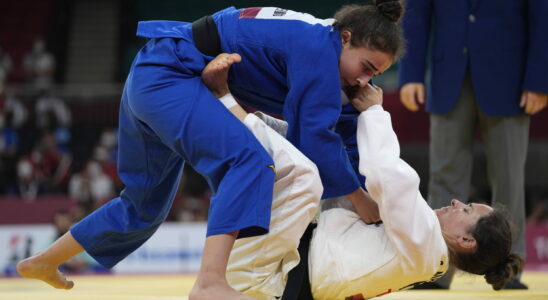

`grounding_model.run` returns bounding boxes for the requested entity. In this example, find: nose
[356,76,371,88]
[451,199,464,208]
